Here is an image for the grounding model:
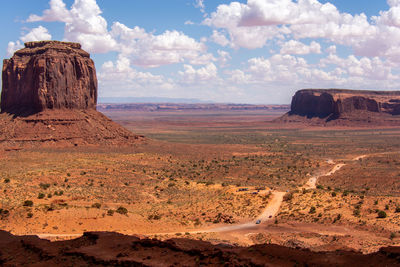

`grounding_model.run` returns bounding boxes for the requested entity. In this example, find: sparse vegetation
[23,200,33,207]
